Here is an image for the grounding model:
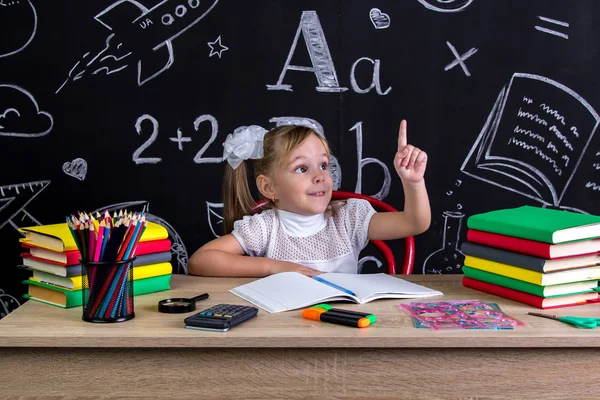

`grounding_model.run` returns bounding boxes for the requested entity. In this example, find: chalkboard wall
[2,0,600,318]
